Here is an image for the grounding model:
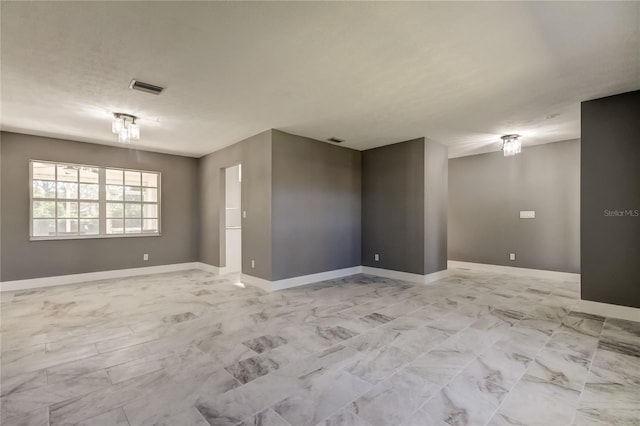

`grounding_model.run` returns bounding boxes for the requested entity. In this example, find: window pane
[80,202,99,218]
[79,219,99,234]
[79,167,99,183]
[124,186,141,202]
[143,219,158,232]
[125,203,141,218]
[32,162,56,181]
[57,165,78,182]
[31,162,160,239]
[79,184,99,200]
[106,169,123,185]
[125,219,142,234]
[33,201,55,218]
[57,201,78,218]
[33,219,56,236]
[57,219,78,234]
[106,203,124,218]
[33,180,56,198]
[106,219,123,234]
[142,204,158,218]
[142,187,157,202]
[56,182,78,199]
[124,171,141,186]
[106,185,123,201]
[141,173,158,187]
